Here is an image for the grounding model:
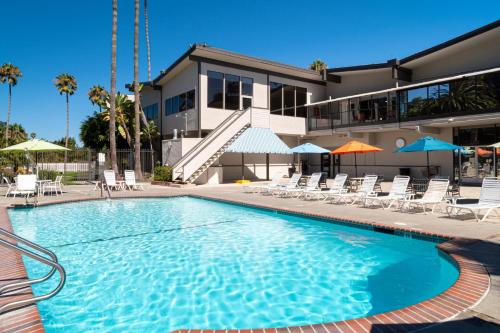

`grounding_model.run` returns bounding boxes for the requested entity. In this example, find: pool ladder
[0,228,66,314]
